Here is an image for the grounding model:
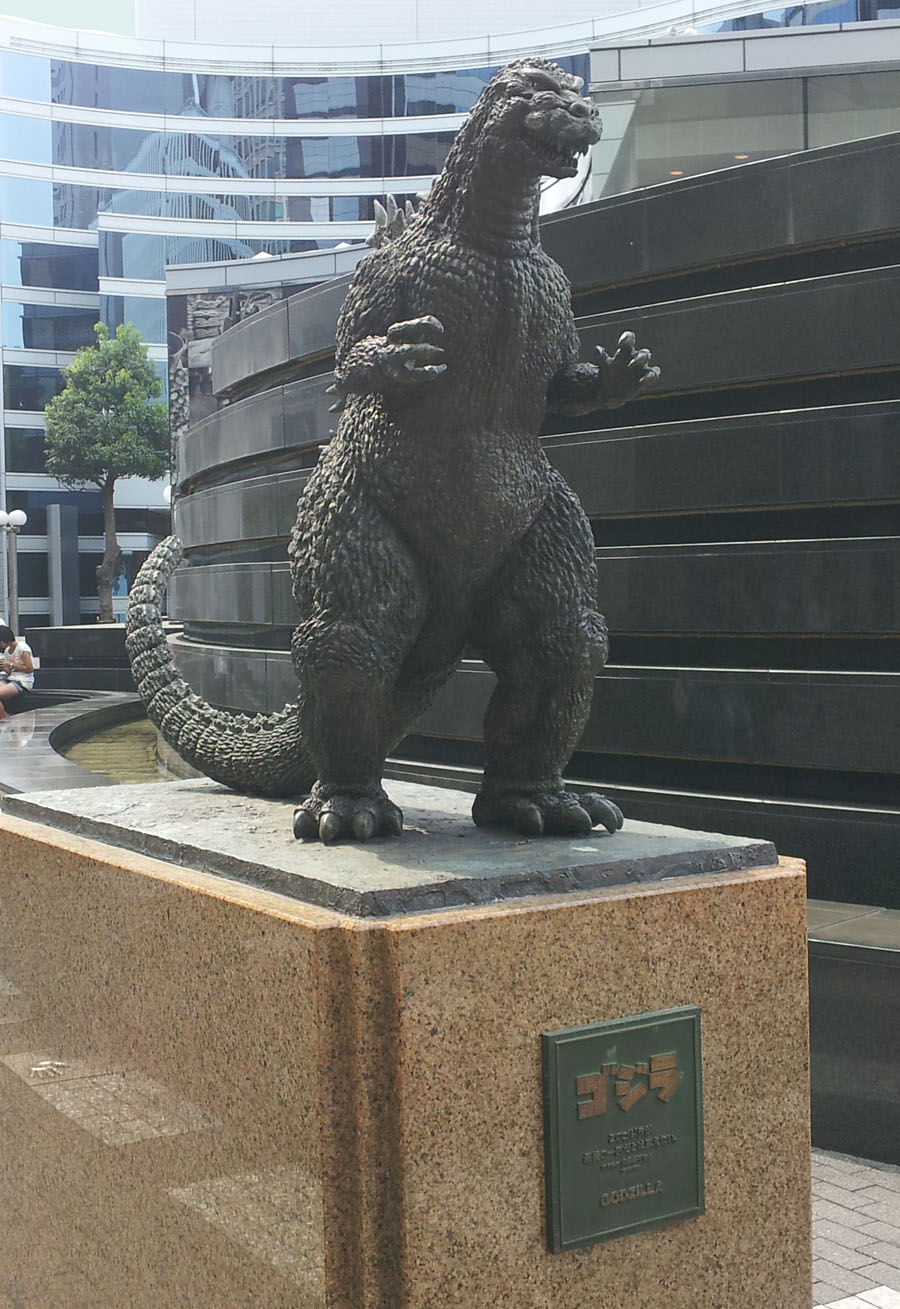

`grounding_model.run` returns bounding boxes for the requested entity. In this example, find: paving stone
[817,1284,858,1306]
[816,1220,882,1253]
[856,1265,900,1290]
[864,1245,900,1273]
[859,1223,900,1246]
[814,1238,880,1271]
[817,1181,879,1208]
[811,1153,900,1304]
[816,1199,880,1230]
[862,1173,900,1195]
[815,1150,875,1168]
[820,1298,883,1309]
[815,1260,884,1296]
[861,1203,900,1228]
[859,1189,900,1206]
[859,1288,900,1307]
[815,1163,889,1191]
